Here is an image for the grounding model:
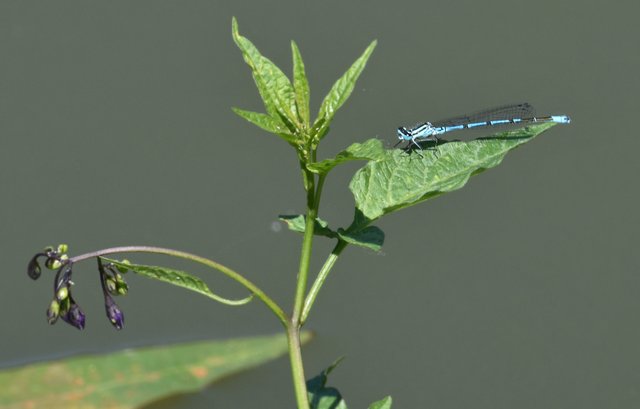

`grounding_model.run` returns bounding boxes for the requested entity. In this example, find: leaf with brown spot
[0,332,312,409]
